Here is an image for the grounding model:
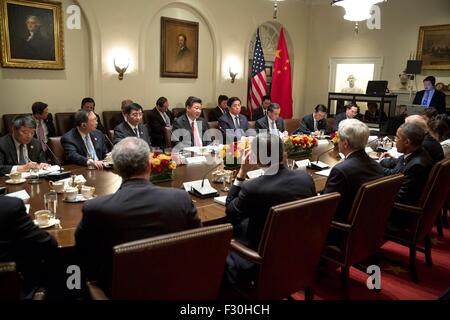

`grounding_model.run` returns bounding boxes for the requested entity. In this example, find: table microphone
[103,133,114,149]
[307,146,335,170]
[41,139,71,181]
